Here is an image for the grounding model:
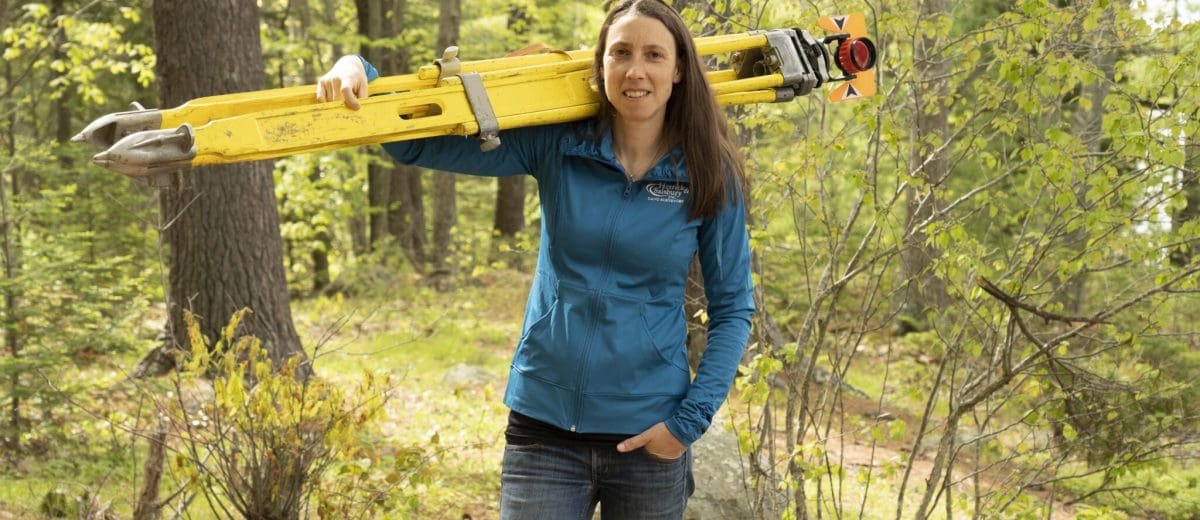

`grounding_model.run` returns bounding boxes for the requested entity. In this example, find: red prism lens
[835,37,876,74]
